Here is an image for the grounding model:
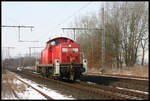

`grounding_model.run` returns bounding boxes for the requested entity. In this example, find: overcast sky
[2,1,102,58]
